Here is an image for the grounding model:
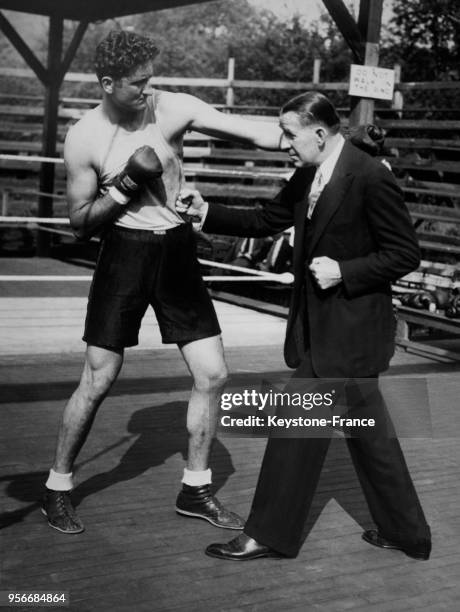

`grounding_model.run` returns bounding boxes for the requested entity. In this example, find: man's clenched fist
[309,256,342,289]
[176,187,209,222]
